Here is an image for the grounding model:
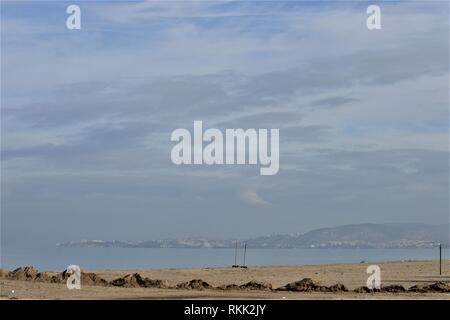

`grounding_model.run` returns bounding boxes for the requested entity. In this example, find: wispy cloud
[240,190,271,207]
